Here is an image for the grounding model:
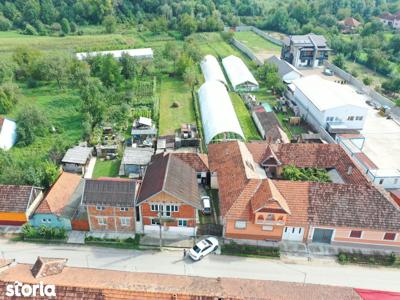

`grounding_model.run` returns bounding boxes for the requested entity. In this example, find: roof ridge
[162,154,171,191]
